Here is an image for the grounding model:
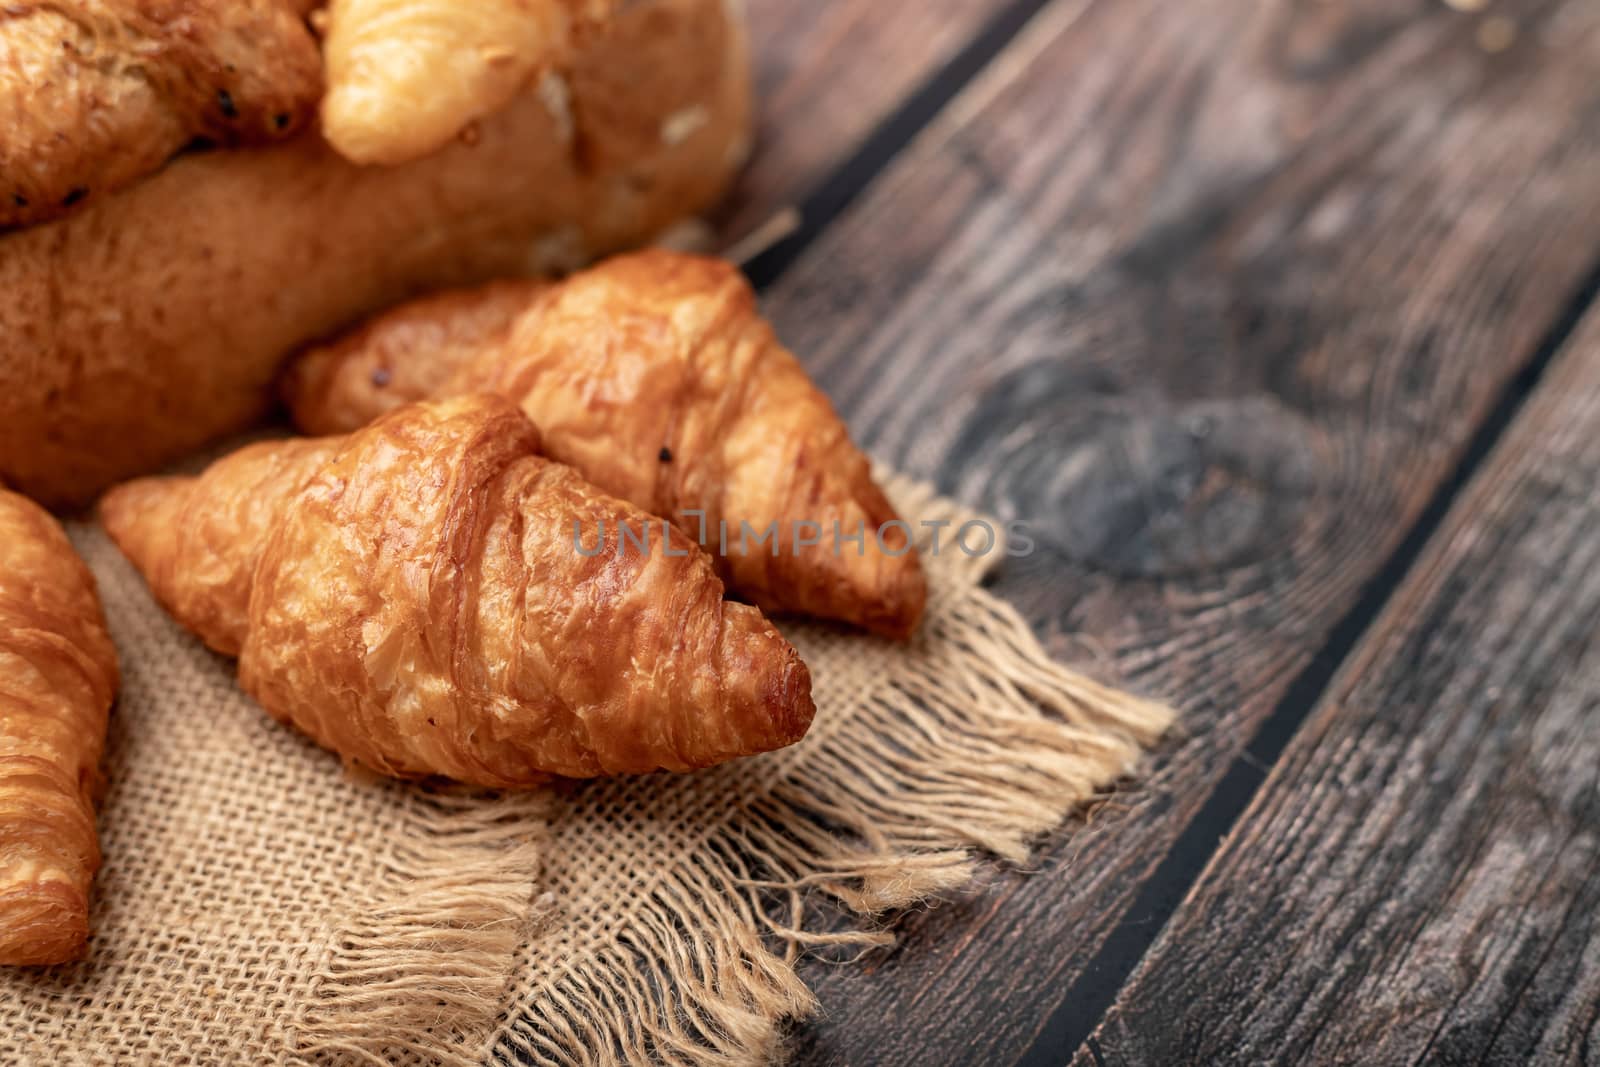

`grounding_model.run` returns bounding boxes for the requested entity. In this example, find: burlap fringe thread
[292,789,553,1066]
[287,473,1173,1067]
